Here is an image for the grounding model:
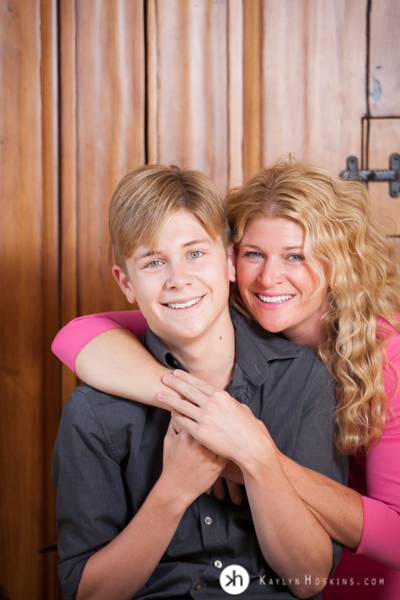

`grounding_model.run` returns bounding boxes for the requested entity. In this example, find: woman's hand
[159,370,276,469]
